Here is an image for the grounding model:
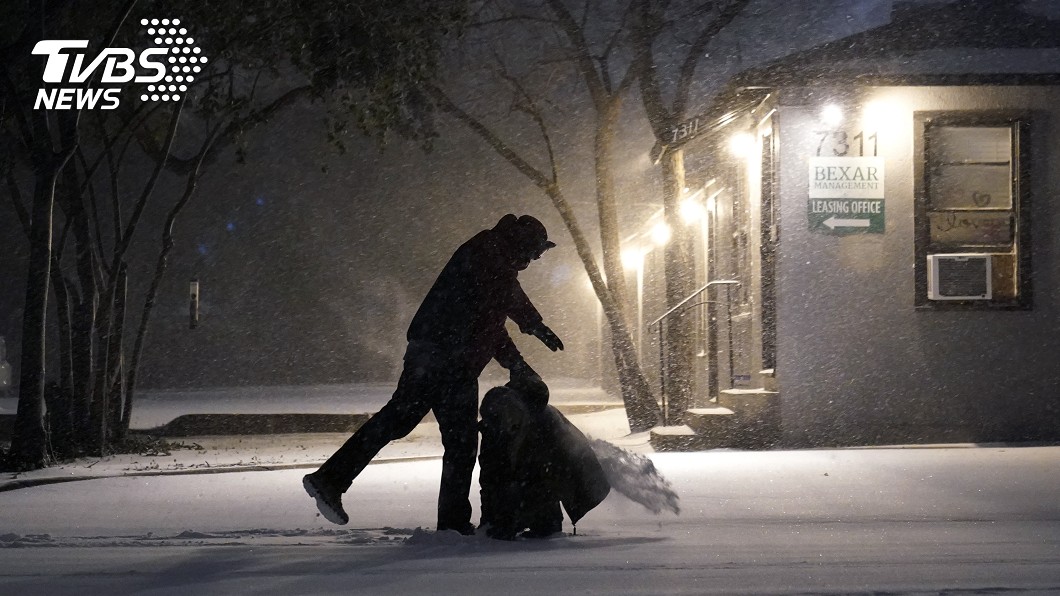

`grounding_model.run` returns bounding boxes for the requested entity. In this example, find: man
[303,214,563,533]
